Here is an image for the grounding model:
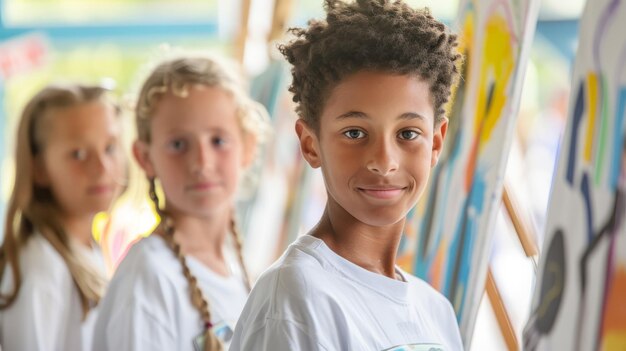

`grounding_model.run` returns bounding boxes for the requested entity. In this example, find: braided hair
[148,178,250,350]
